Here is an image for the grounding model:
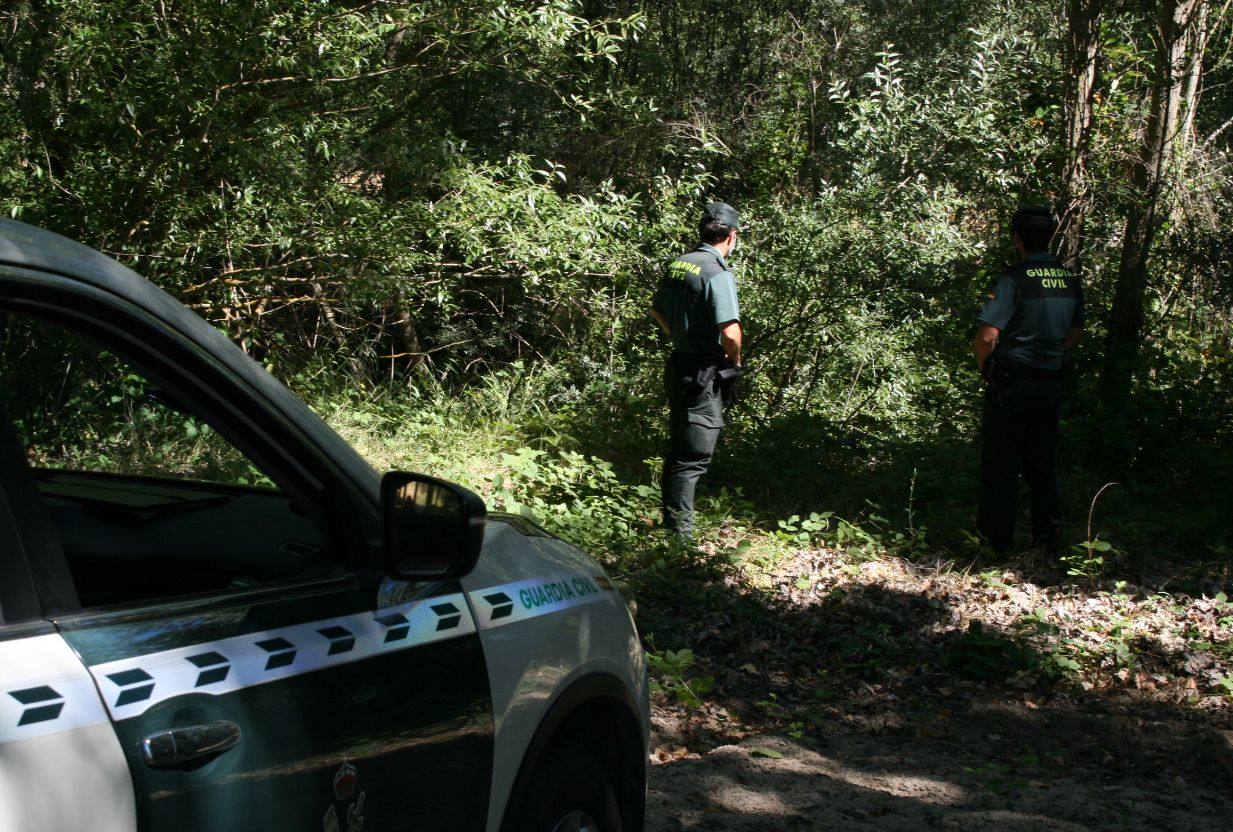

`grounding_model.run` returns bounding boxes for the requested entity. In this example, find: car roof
[0,218,380,504]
